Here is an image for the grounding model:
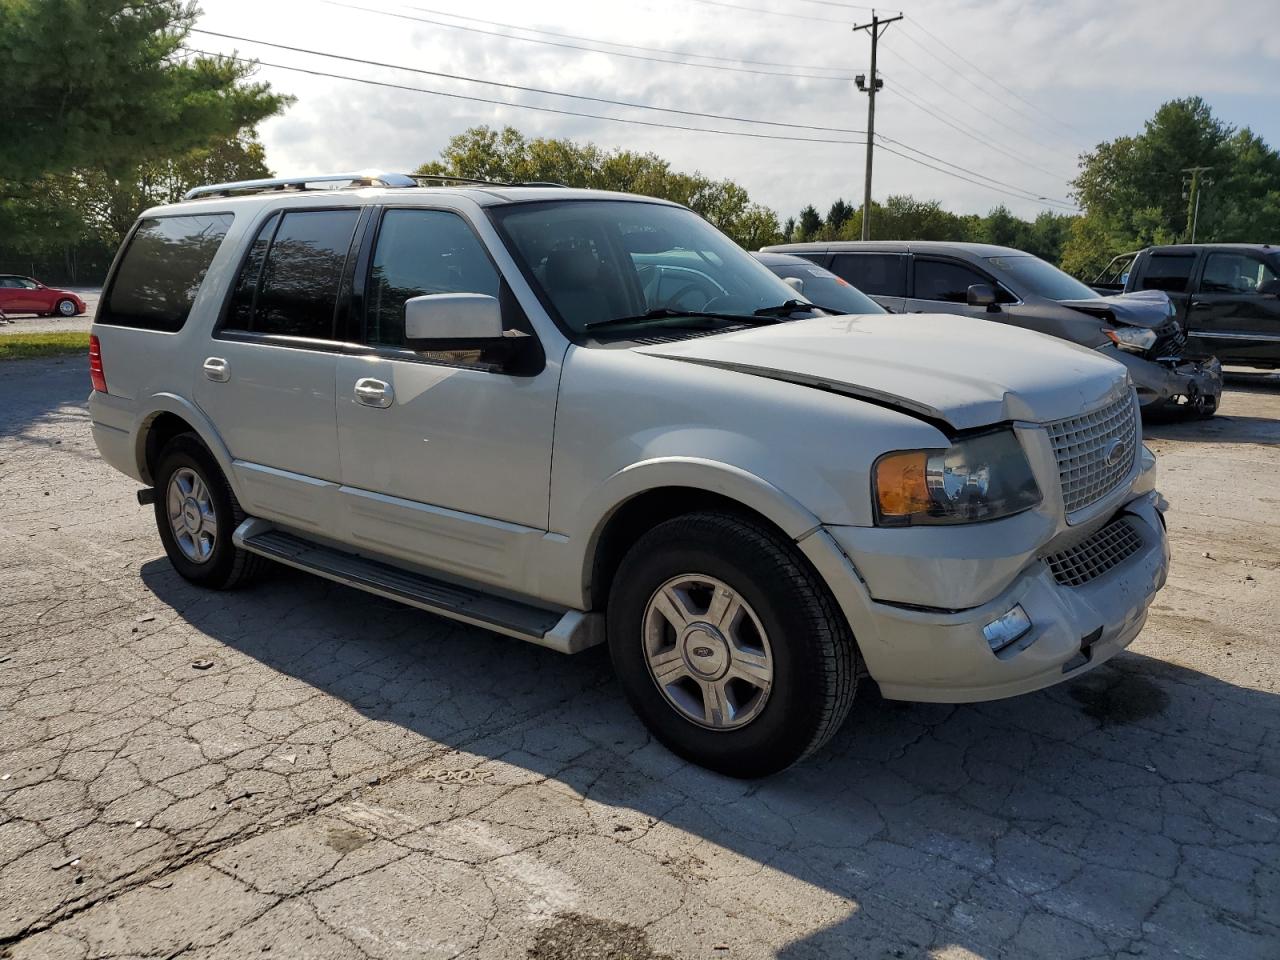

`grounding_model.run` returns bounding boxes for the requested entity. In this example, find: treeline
[780,197,1075,265]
